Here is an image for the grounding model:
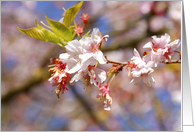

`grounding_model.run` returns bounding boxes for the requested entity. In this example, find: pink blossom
[129,49,155,87]
[59,28,108,74]
[70,65,107,98]
[48,58,71,98]
[79,12,90,24]
[73,24,84,35]
[143,33,180,67]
